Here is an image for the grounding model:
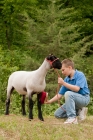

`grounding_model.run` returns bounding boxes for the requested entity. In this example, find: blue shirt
[59,70,90,95]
